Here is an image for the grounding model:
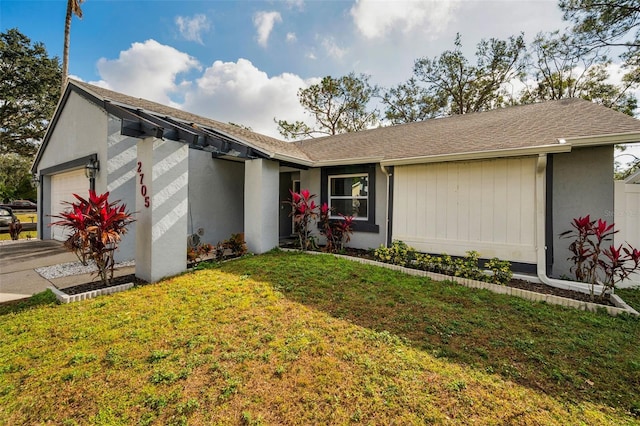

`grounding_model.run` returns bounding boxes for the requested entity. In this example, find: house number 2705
[137,161,150,208]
